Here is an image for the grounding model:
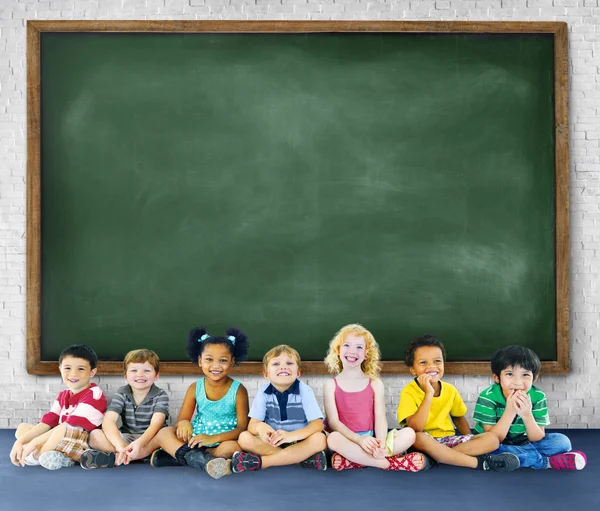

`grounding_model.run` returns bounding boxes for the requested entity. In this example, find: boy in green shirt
[473,345,586,470]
